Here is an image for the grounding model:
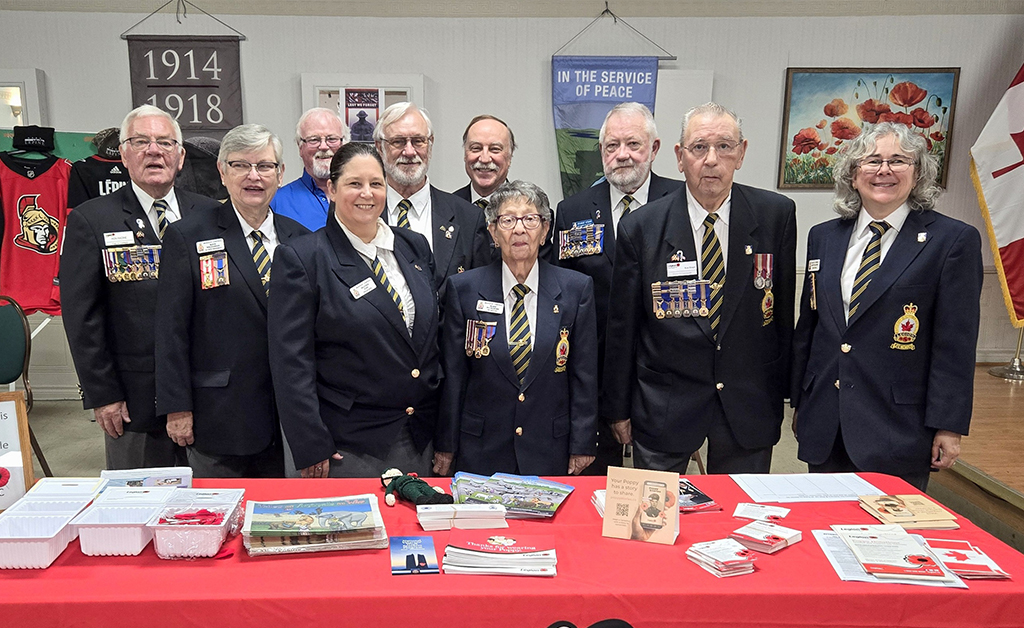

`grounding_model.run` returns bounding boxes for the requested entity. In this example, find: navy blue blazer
[155,203,309,456]
[602,183,797,454]
[61,186,219,432]
[437,260,598,476]
[268,218,441,470]
[552,173,683,360]
[451,184,472,202]
[791,209,983,476]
